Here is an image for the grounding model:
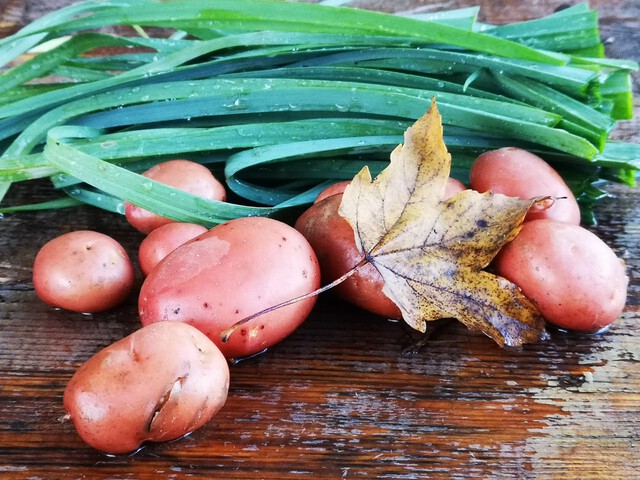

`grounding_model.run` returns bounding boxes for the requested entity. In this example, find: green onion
[44,137,281,224]
[479,4,601,53]
[0,0,638,223]
[41,0,566,65]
